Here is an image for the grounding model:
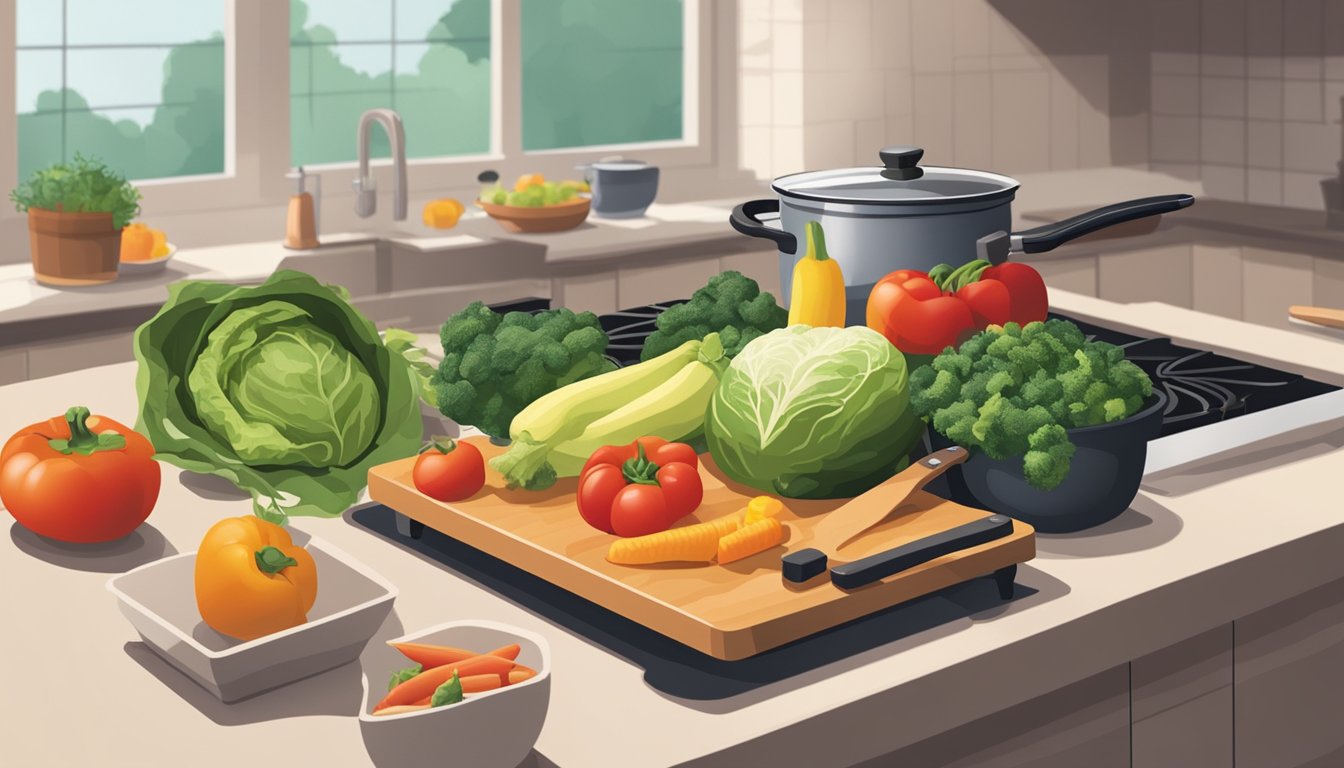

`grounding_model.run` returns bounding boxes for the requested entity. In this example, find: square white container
[359,620,552,768]
[107,532,397,703]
